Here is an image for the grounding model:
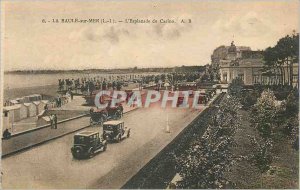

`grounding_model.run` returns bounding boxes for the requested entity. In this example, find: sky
[1,0,299,70]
